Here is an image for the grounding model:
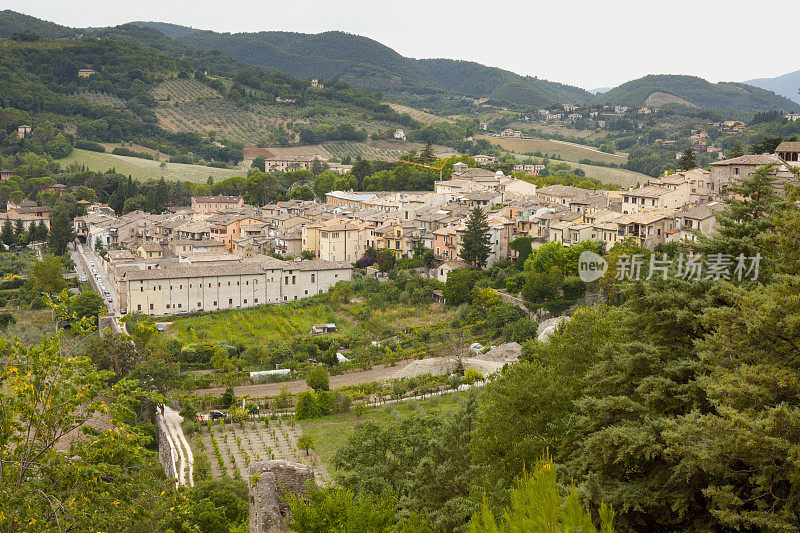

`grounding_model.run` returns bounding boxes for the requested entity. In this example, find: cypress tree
[459,207,492,269]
